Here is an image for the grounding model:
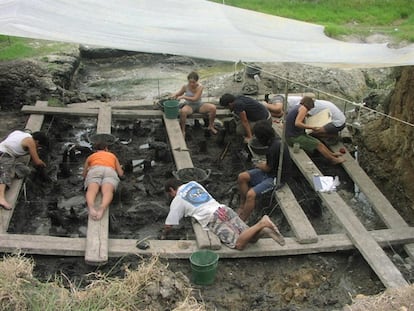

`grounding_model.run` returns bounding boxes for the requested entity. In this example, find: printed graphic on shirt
[179,181,211,207]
